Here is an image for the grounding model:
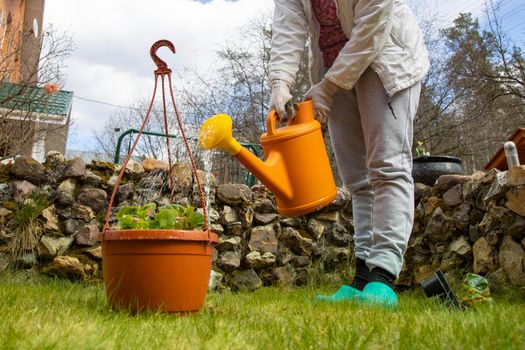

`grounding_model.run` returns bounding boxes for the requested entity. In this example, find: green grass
[1,271,525,350]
